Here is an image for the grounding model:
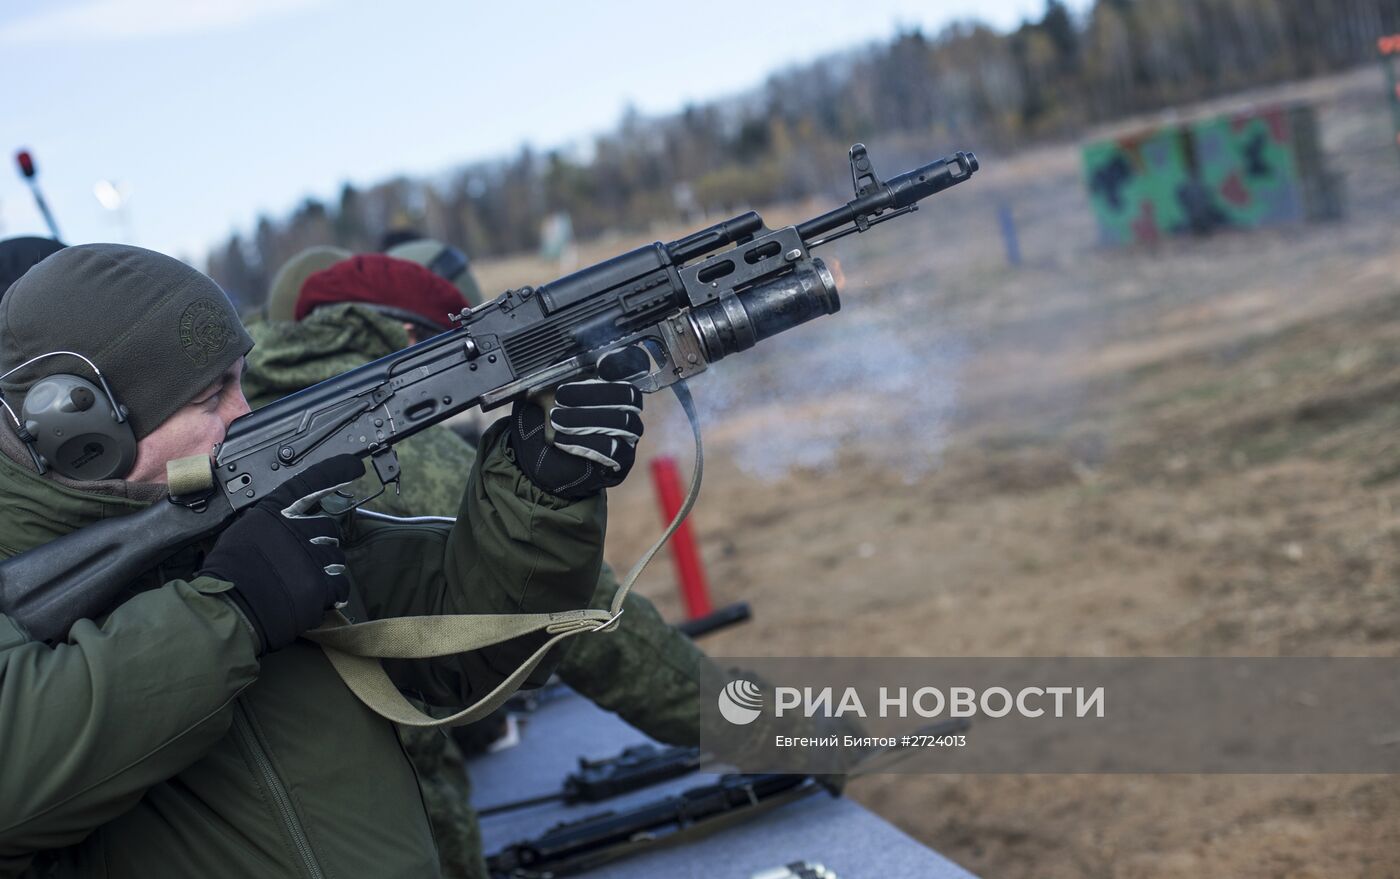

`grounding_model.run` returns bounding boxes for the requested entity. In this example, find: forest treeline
[208,0,1400,306]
